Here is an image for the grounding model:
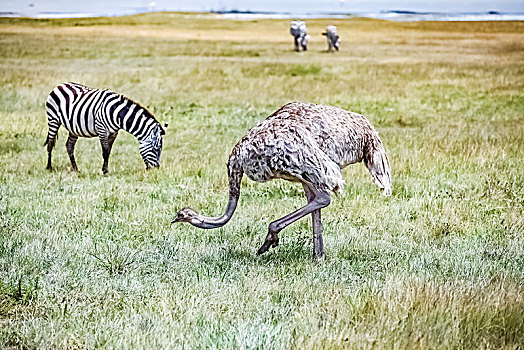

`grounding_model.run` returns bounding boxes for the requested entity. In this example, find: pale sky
[2,0,523,14]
